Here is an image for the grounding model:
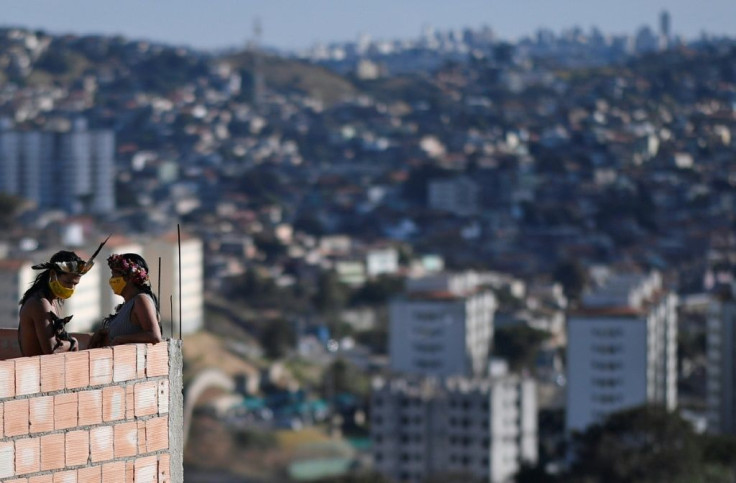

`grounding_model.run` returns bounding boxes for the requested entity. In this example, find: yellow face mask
[109,276,127,295]
[49,273,75,300]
